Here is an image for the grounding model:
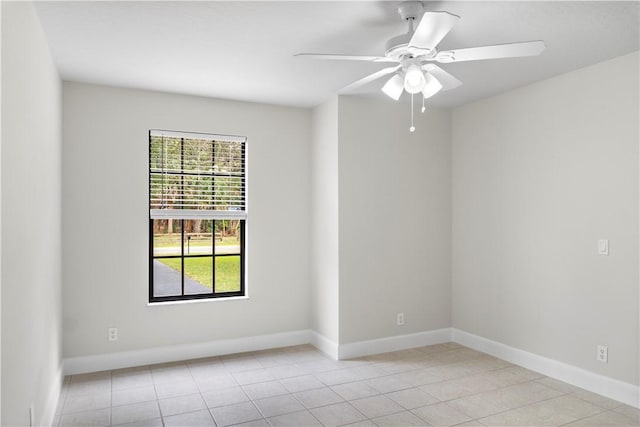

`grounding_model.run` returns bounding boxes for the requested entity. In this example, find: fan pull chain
[421,95,426,113]
[410,93,416,132]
